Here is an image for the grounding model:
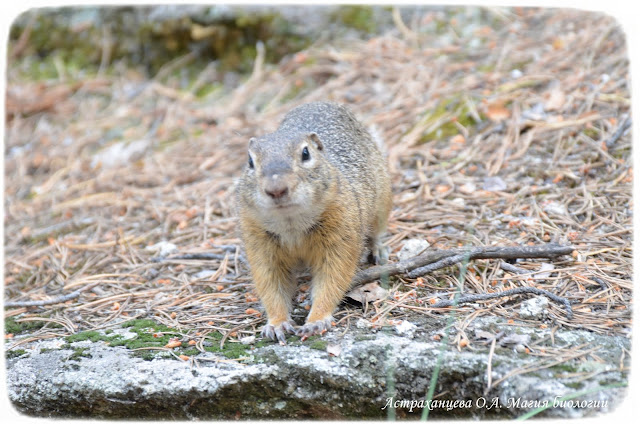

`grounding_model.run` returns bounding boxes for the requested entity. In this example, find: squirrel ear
[249,137,257,149]
[308,132,323,151]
